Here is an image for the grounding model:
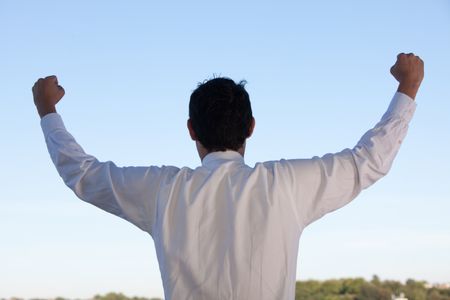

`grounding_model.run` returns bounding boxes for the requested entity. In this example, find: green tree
[321,279,342,296]
[341,278,366,295]
[92,292,161,300]
[380,279,403,296]
[296,280,321,300]
[402,279,427,300]
[356,282,390,300]
[295,277,450,300]
[371,275,381,287]
[427,288,446,300]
